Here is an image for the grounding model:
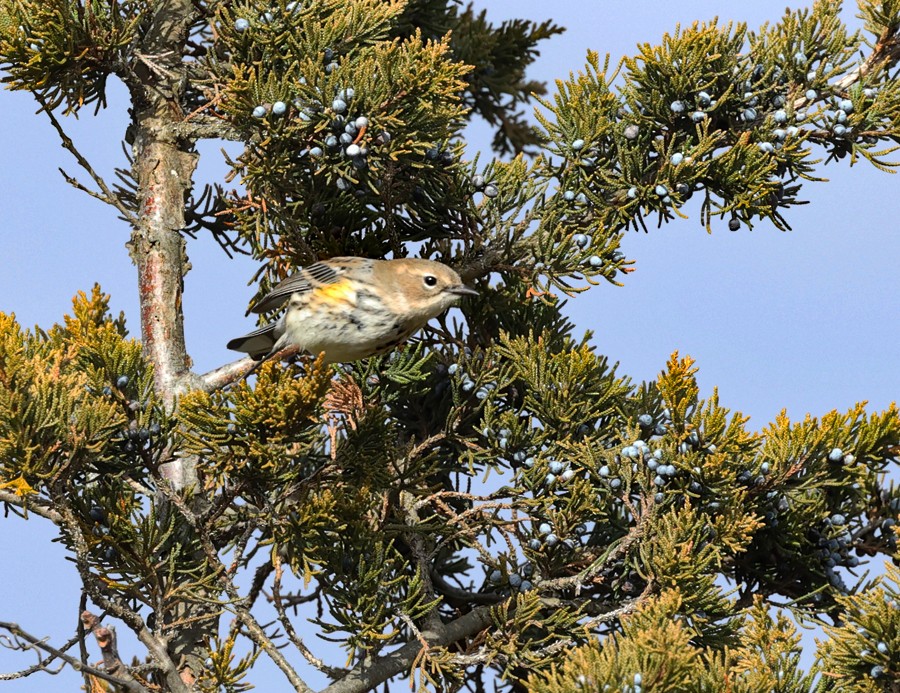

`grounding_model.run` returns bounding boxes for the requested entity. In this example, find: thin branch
[0,622,150,692]
[80,611,146,691]
[161,482,316,693]
[398,490,443,634]
[199,355,260,392]
[0,629,78,681]
[0,489,63,524]
[77,593,92,693]
[320,605,496,693]
[133,50,180,81]
[443,594,644,670]
[33,94,139,226]
[199,346,302,392]
[837,21,900,90]
[271,553,347,679]
[789,21,900,113]
[540,495,651,594]
[53,501,191,693]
